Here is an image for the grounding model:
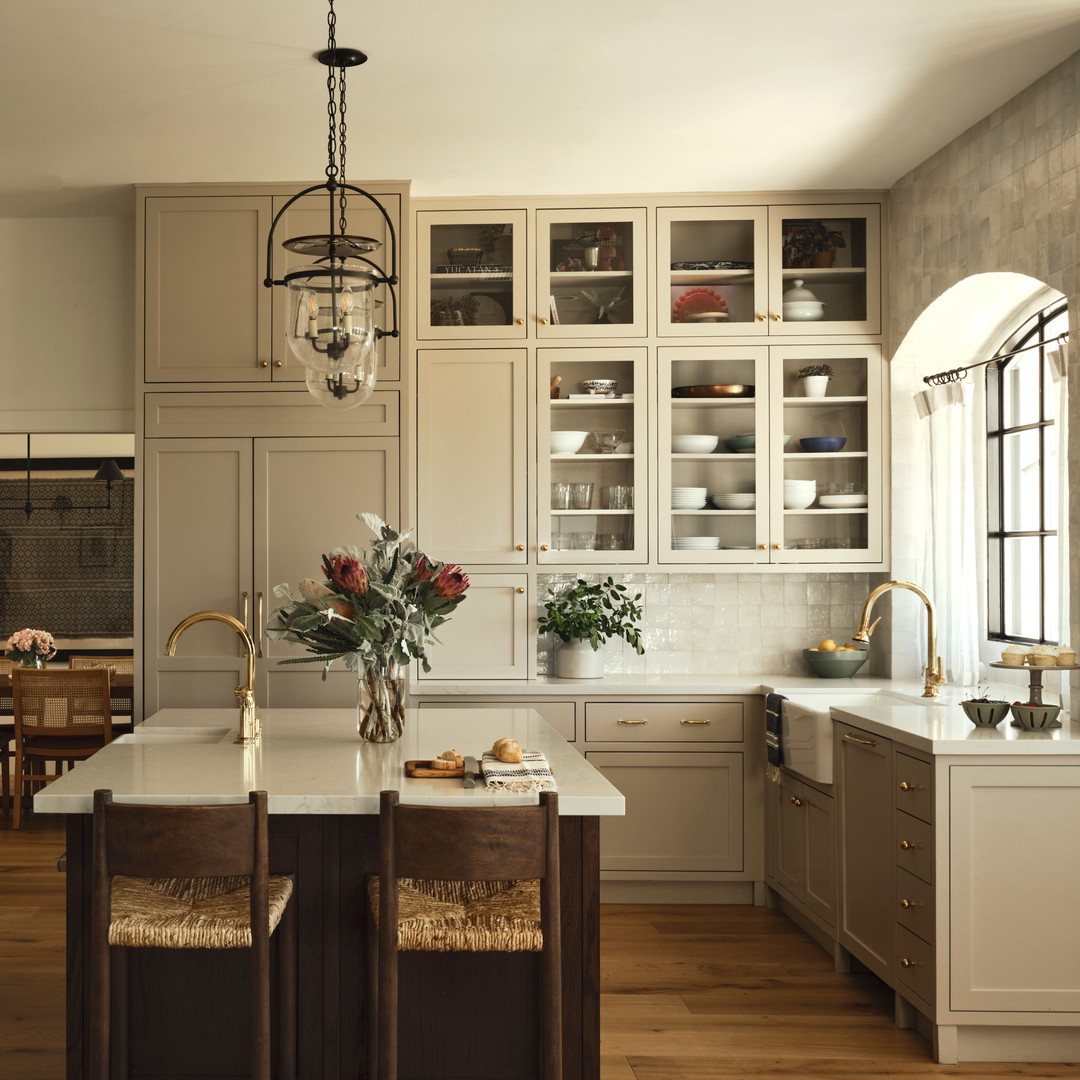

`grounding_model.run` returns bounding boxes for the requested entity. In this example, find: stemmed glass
[592,429,625,454]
